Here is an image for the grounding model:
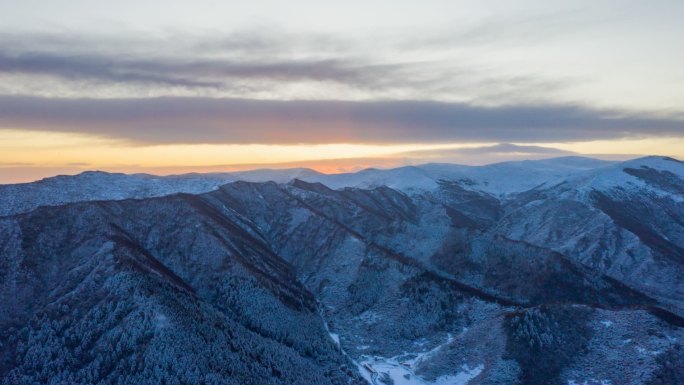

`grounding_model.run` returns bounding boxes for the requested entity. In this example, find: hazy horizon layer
[3,153,675,185]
